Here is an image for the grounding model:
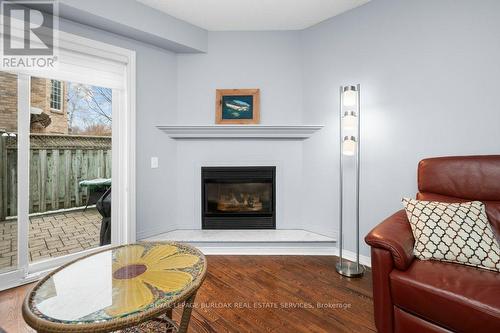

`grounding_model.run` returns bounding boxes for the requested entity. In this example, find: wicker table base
[117,314,178,333]
[117,292,196,333]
